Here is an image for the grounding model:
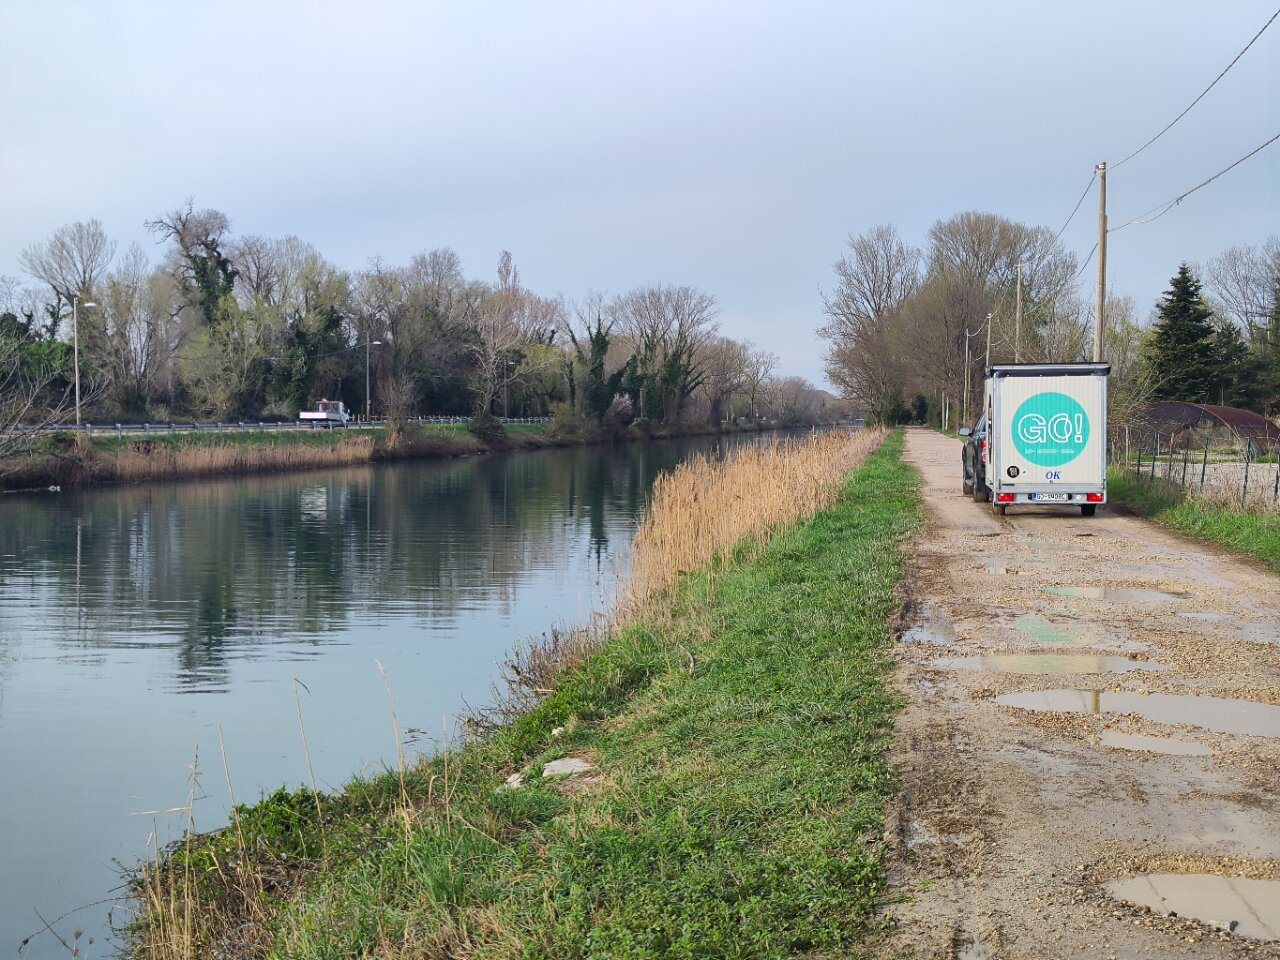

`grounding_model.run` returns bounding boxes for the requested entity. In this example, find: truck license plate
[1032,493,1070,502]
